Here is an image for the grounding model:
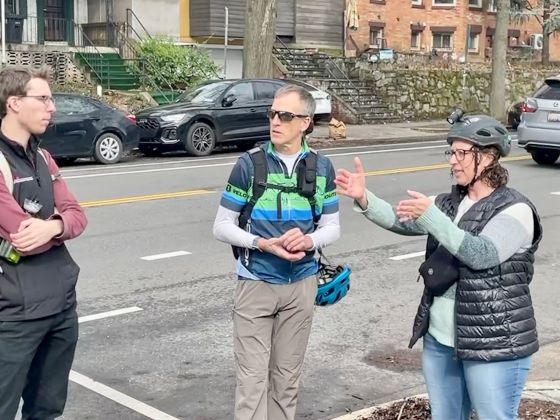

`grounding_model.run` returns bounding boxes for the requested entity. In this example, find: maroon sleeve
[43,149,88,242]
[16,150,88,256]
[0,172,33,239]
